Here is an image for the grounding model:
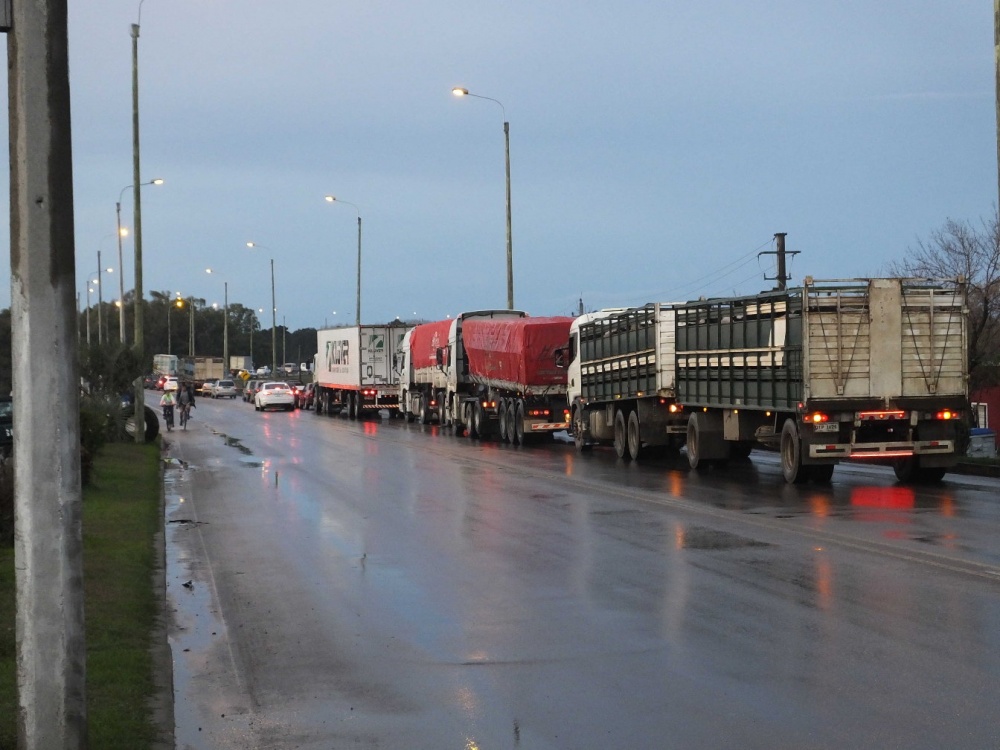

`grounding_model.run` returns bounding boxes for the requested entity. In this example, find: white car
[199,380,217,396]
[163,376,179,392]
[255,381,295,411]
[210,379,238,399]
